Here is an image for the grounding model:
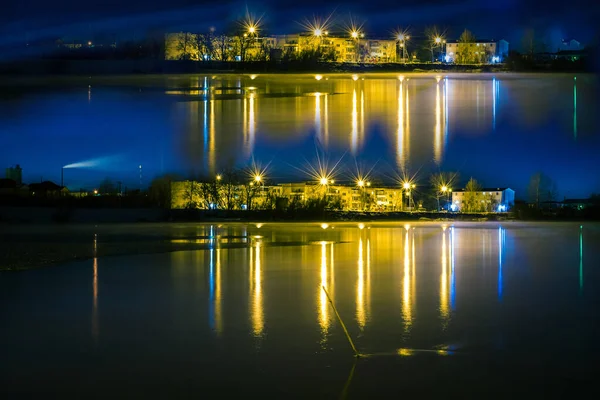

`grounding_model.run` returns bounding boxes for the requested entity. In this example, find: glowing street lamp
[357,180,365,187]
[351,31,359,39]
[320,177,329,185]
[254,174,262,183]
[435,37,442,44]
[314,28,322,37]
[216,174,222,181]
